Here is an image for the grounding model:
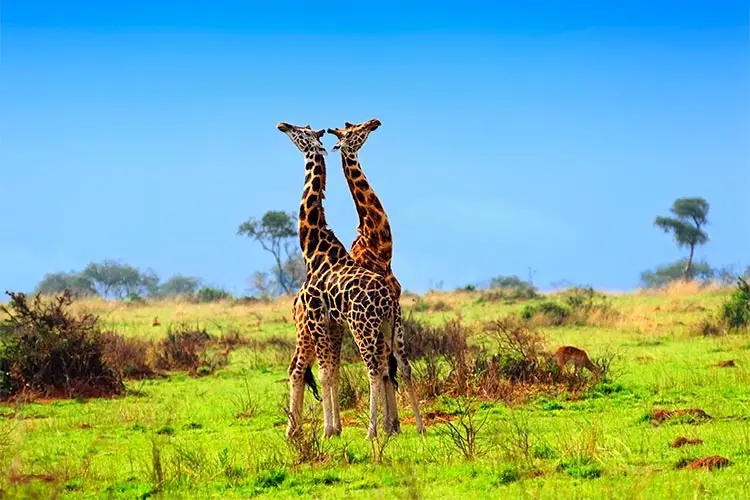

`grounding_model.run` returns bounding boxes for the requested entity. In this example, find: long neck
[341,150,393,244]
[298,152,347,268]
